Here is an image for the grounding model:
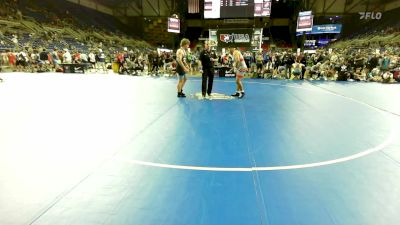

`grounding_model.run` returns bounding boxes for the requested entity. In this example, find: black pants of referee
[202,70,214,96]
